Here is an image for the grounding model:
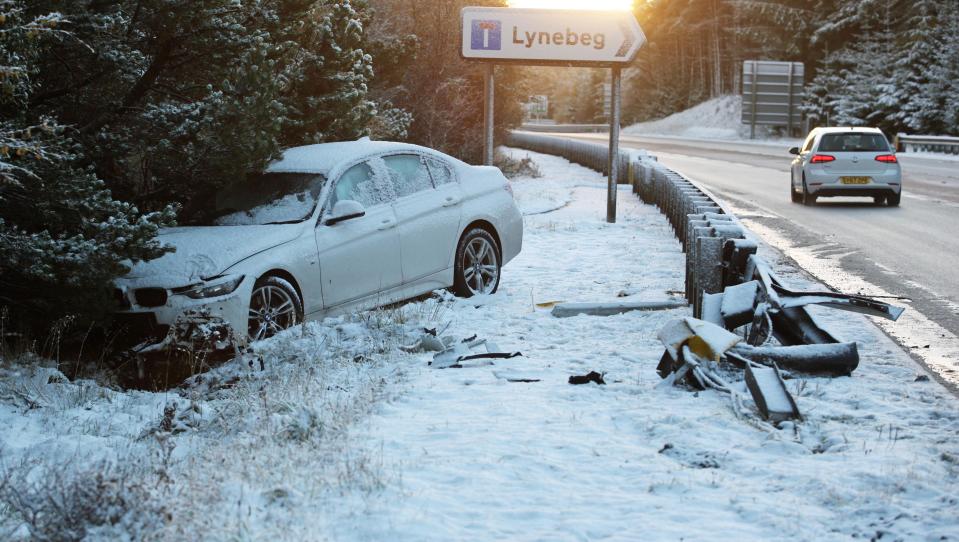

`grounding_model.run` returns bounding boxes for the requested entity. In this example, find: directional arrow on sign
[616,21,636,58]
[461,7,646,66]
